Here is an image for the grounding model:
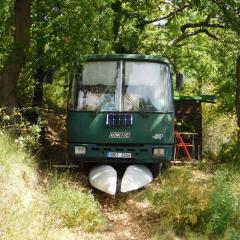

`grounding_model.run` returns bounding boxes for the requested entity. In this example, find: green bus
[67,54,174,177]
